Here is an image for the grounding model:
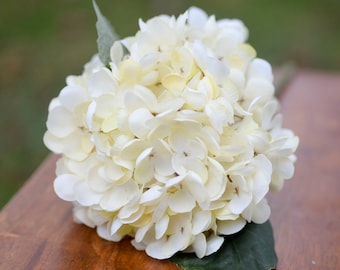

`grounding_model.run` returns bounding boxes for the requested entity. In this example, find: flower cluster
[44,7,298,259]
